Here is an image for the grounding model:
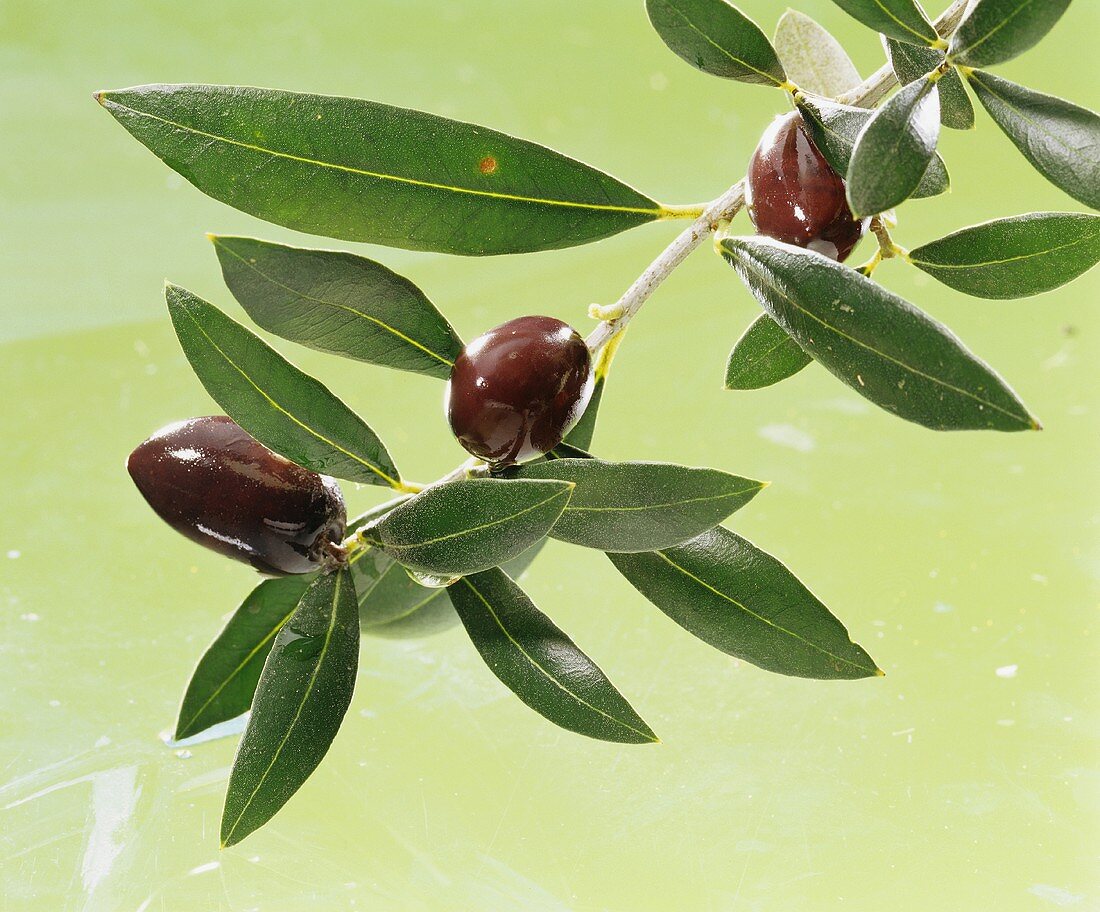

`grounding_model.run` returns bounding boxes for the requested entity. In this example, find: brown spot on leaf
[479,155,498,175]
